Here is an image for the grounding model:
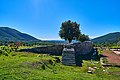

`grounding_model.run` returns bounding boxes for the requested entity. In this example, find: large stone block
[62,47,76,66]
[74,41,93,55]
